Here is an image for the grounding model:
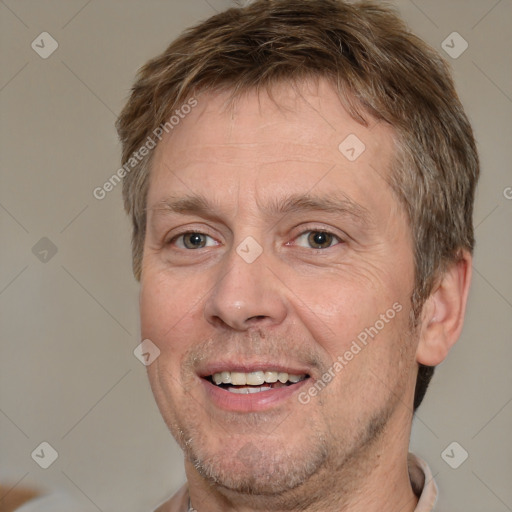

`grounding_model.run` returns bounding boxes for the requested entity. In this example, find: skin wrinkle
[140,80,424,511]
[147,193,372,235]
